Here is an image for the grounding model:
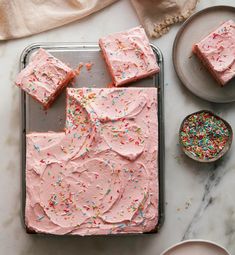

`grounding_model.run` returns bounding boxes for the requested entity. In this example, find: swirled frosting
[99,26,160,86]
[15,48,75,108]
[25,88,159,235]
[193,20,235,85]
